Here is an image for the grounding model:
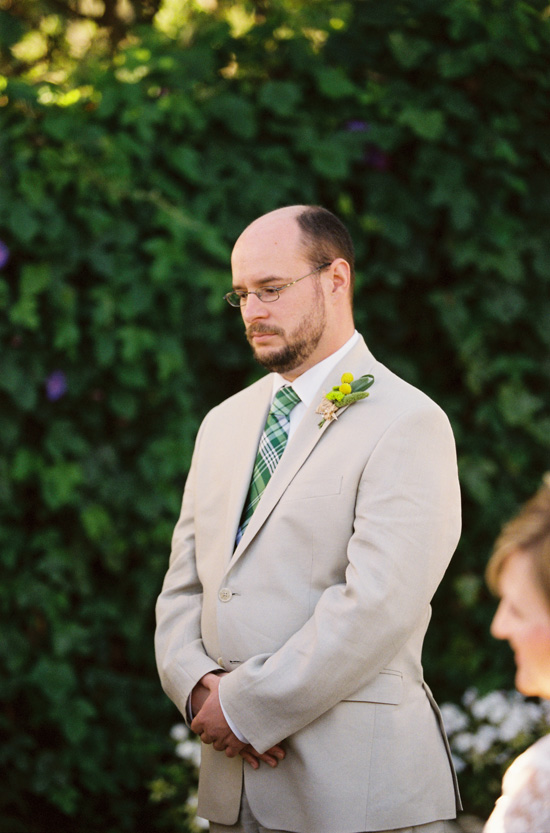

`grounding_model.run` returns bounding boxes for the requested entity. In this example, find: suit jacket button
[217,657,224,668]
[218,587,232,602]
